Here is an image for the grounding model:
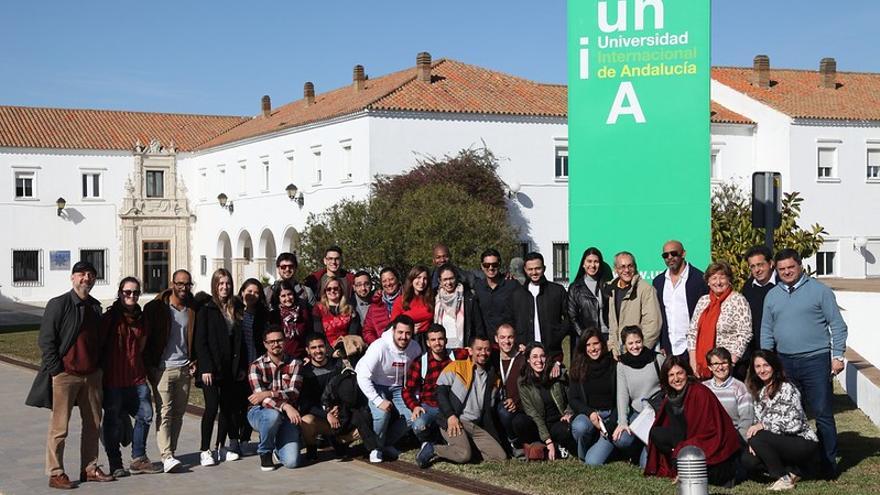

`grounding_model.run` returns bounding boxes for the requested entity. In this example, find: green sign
[568,0,711,280]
